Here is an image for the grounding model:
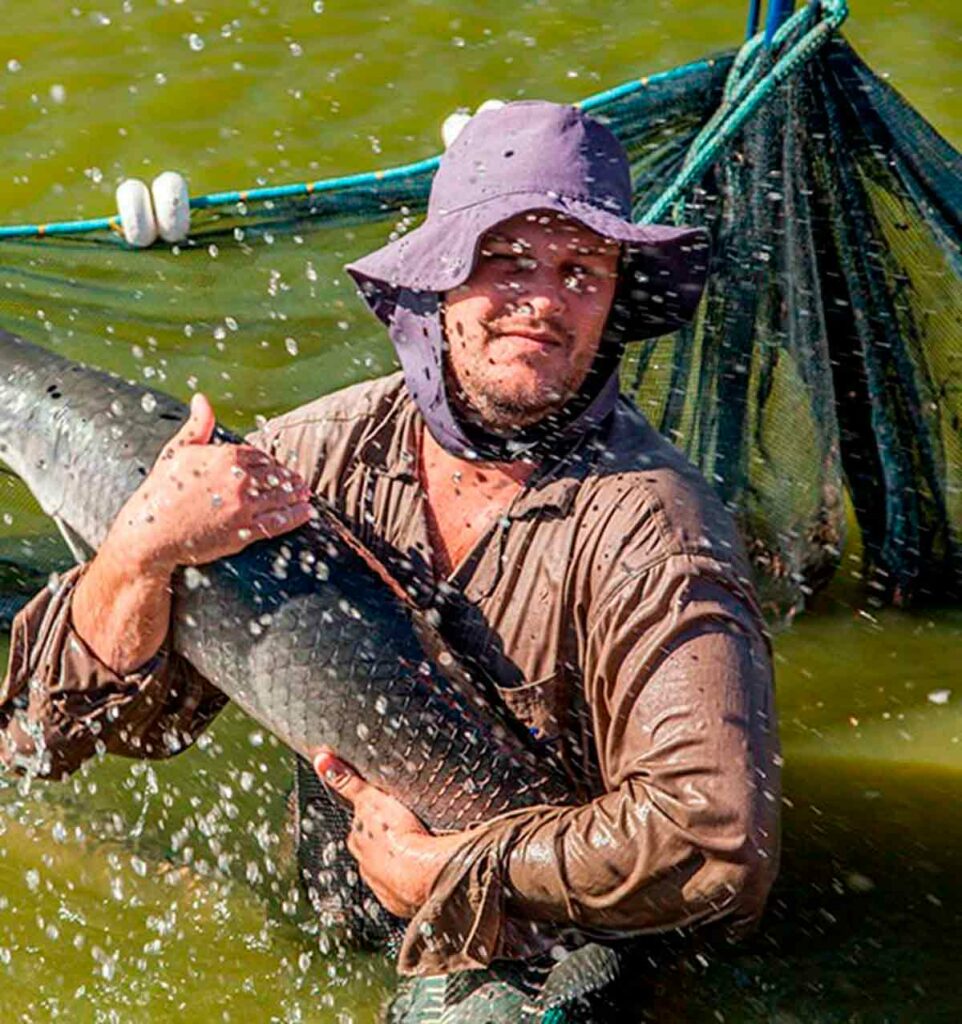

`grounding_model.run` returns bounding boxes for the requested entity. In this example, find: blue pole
[763,0,796,45]
[745,0,762,38]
